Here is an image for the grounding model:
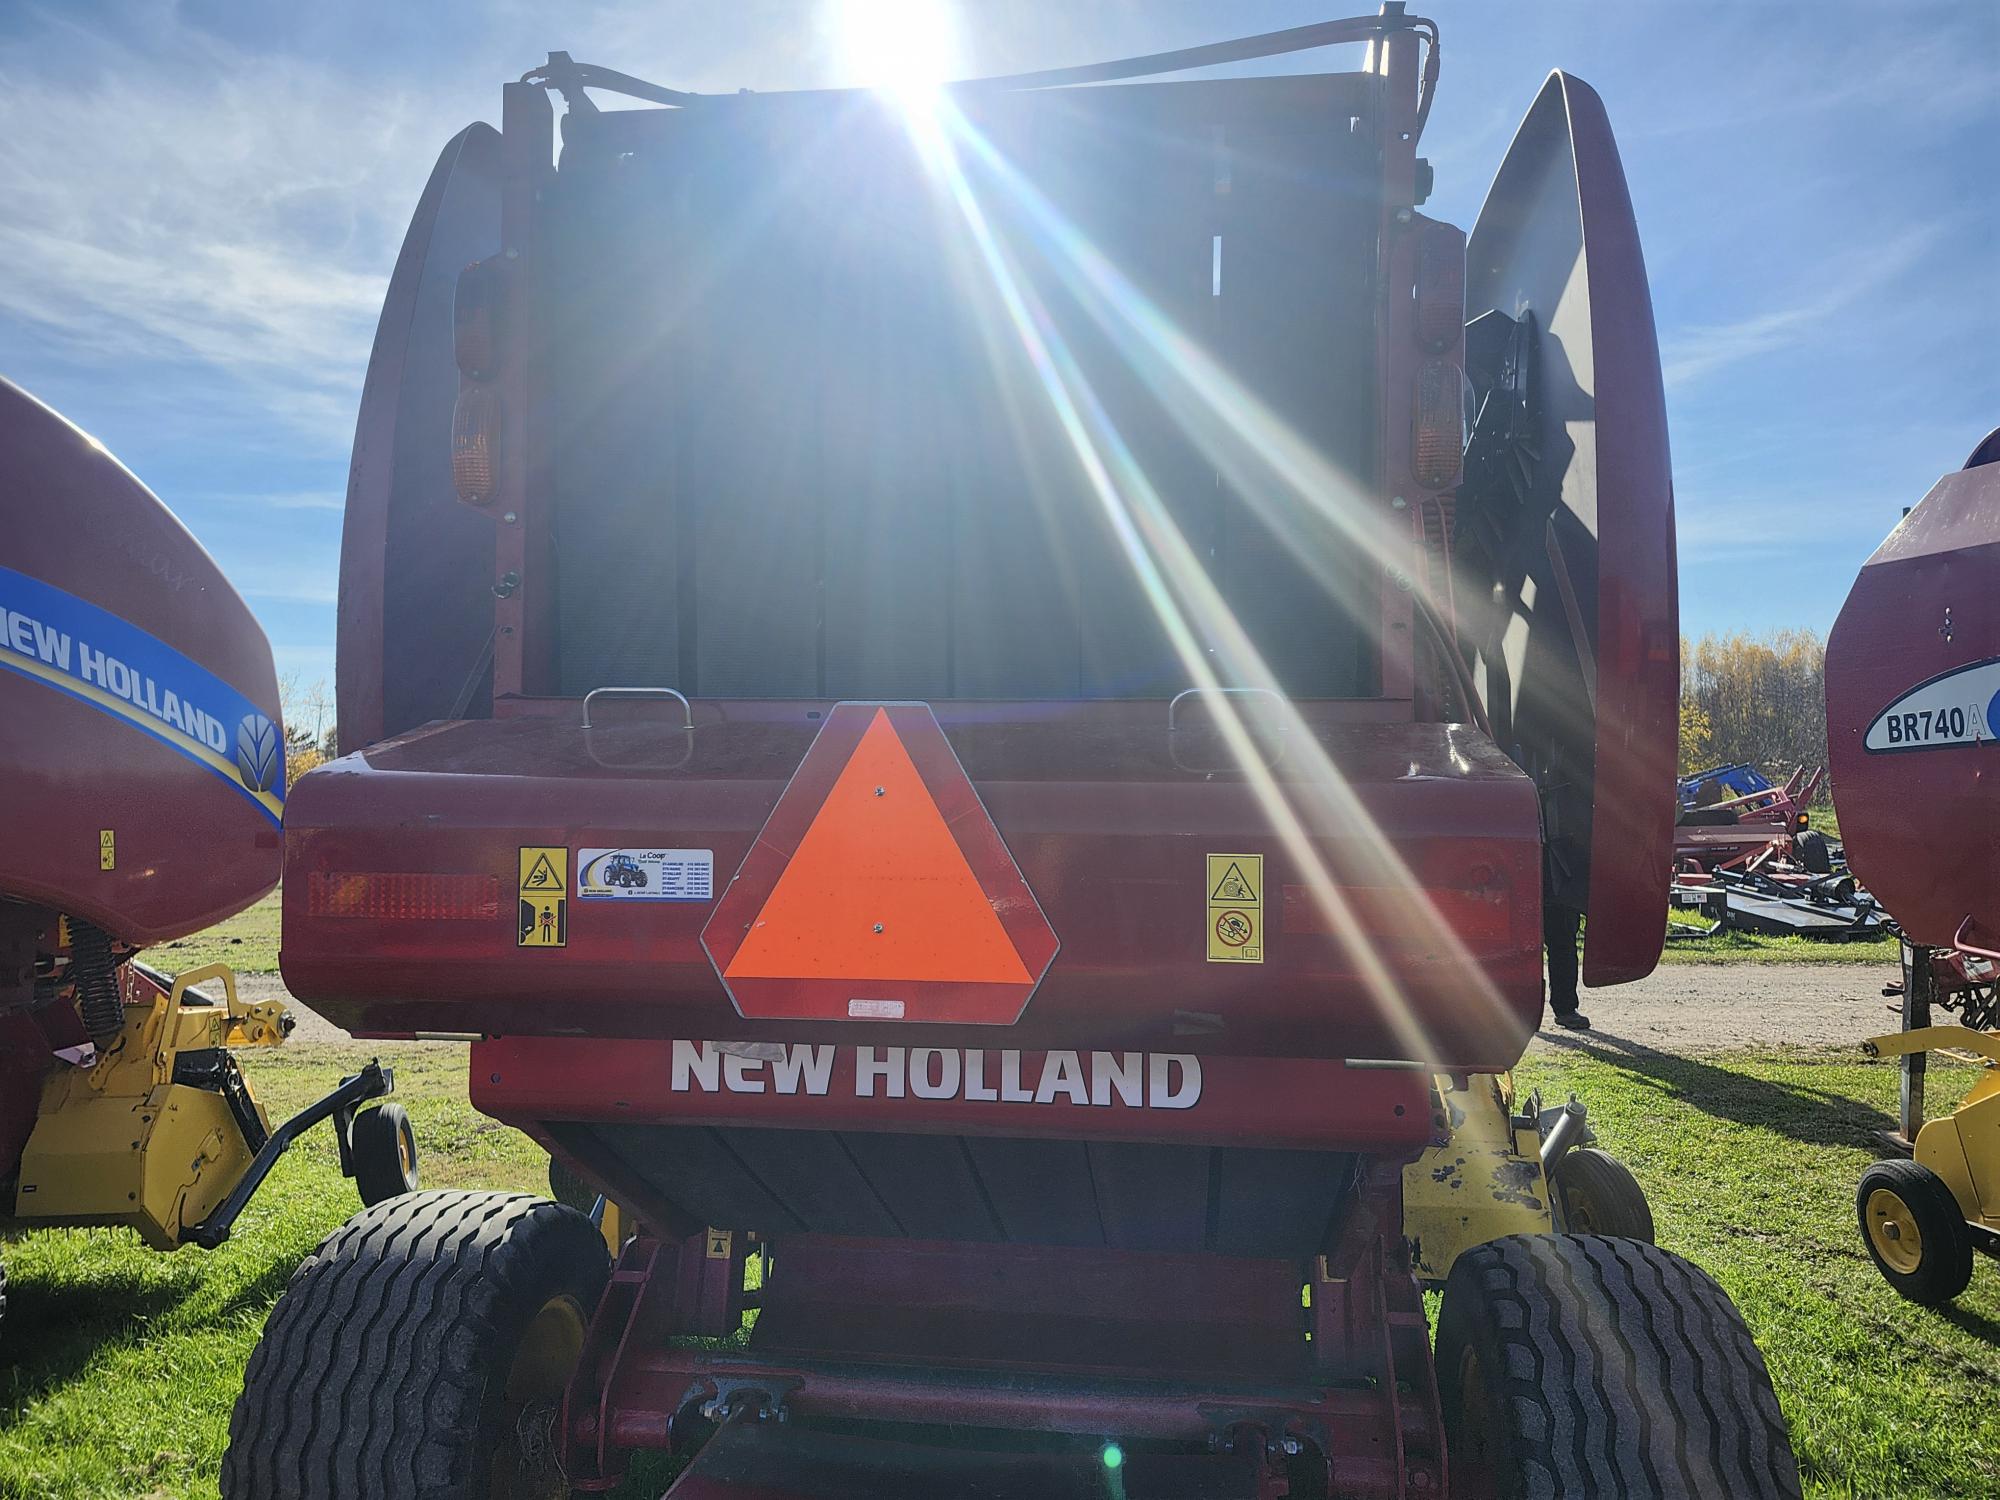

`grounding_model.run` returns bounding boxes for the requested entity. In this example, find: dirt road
[237,960,1905,1055]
